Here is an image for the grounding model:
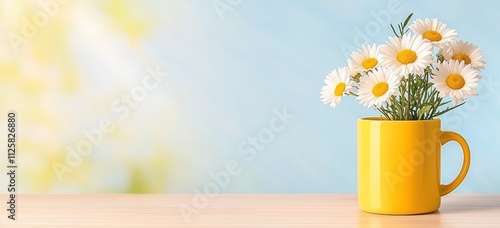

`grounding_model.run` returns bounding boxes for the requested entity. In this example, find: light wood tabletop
[1,194,499,227]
